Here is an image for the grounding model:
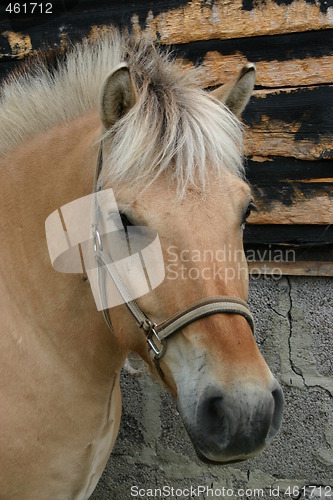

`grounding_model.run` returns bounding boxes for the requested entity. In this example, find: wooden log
[248,260,333,277]
[0,31,32,60]
[243,86,333,160]
[1,1,332,59]
[172,29,333,88]
[200,53,333,88]
[244,224,333,245]
[245,242,333,277]
[143,0,332,44]
[1,6,332,89]
[244,243,333,262]
[248,195,332,225]
[246,157,333,225]
[2,0,329,46]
